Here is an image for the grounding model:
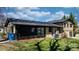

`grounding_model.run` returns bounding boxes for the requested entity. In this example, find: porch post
[44,27,46,37]
[13,25,16,34]
[46,27,49,34]
[4,27,7,34]
[45,27,49,37]
[13,25,17,39]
